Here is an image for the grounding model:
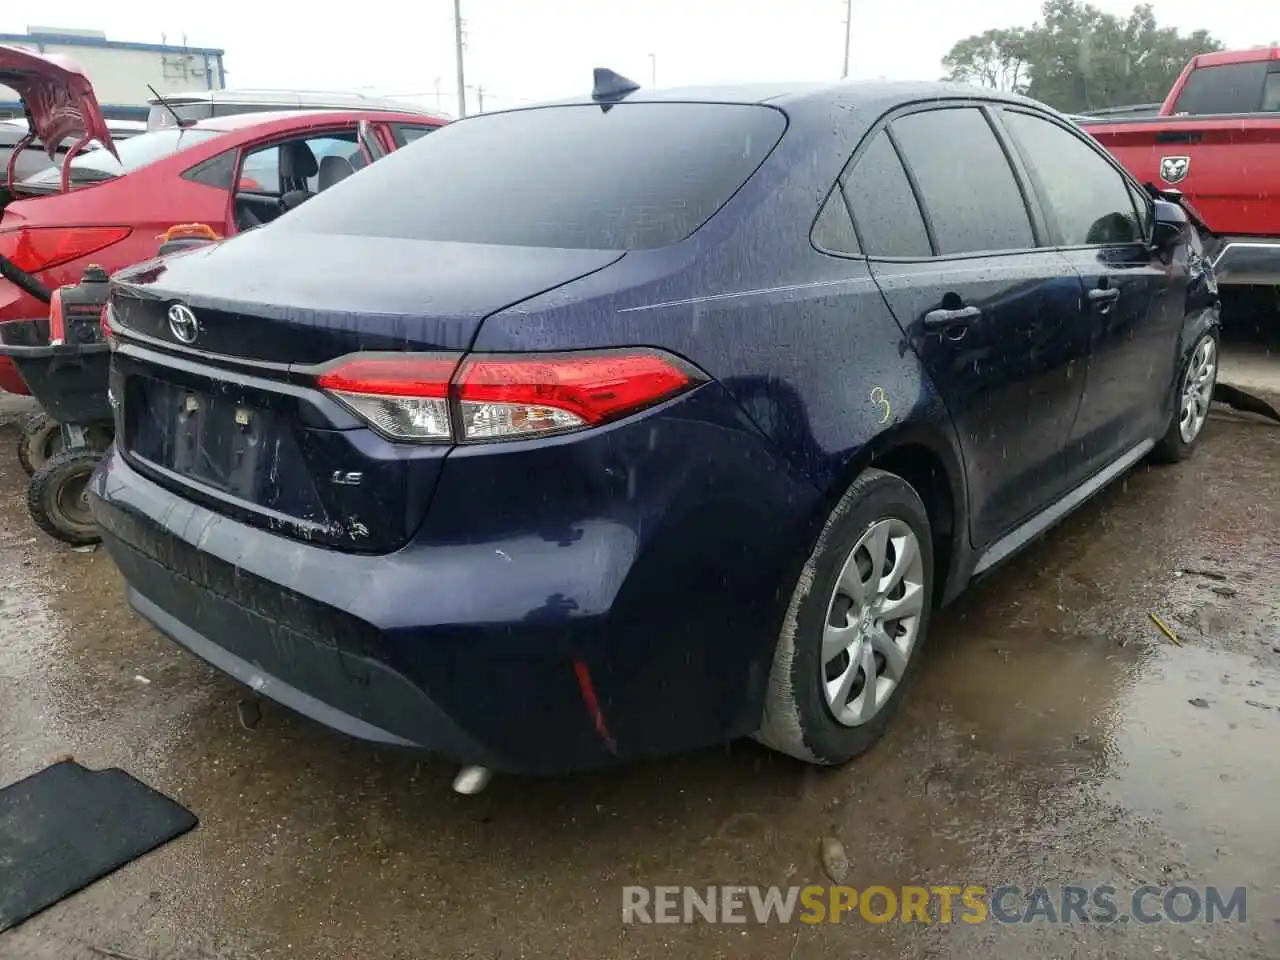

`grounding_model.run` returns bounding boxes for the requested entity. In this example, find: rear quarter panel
[473,96,962,499]
[467,94,968,743]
